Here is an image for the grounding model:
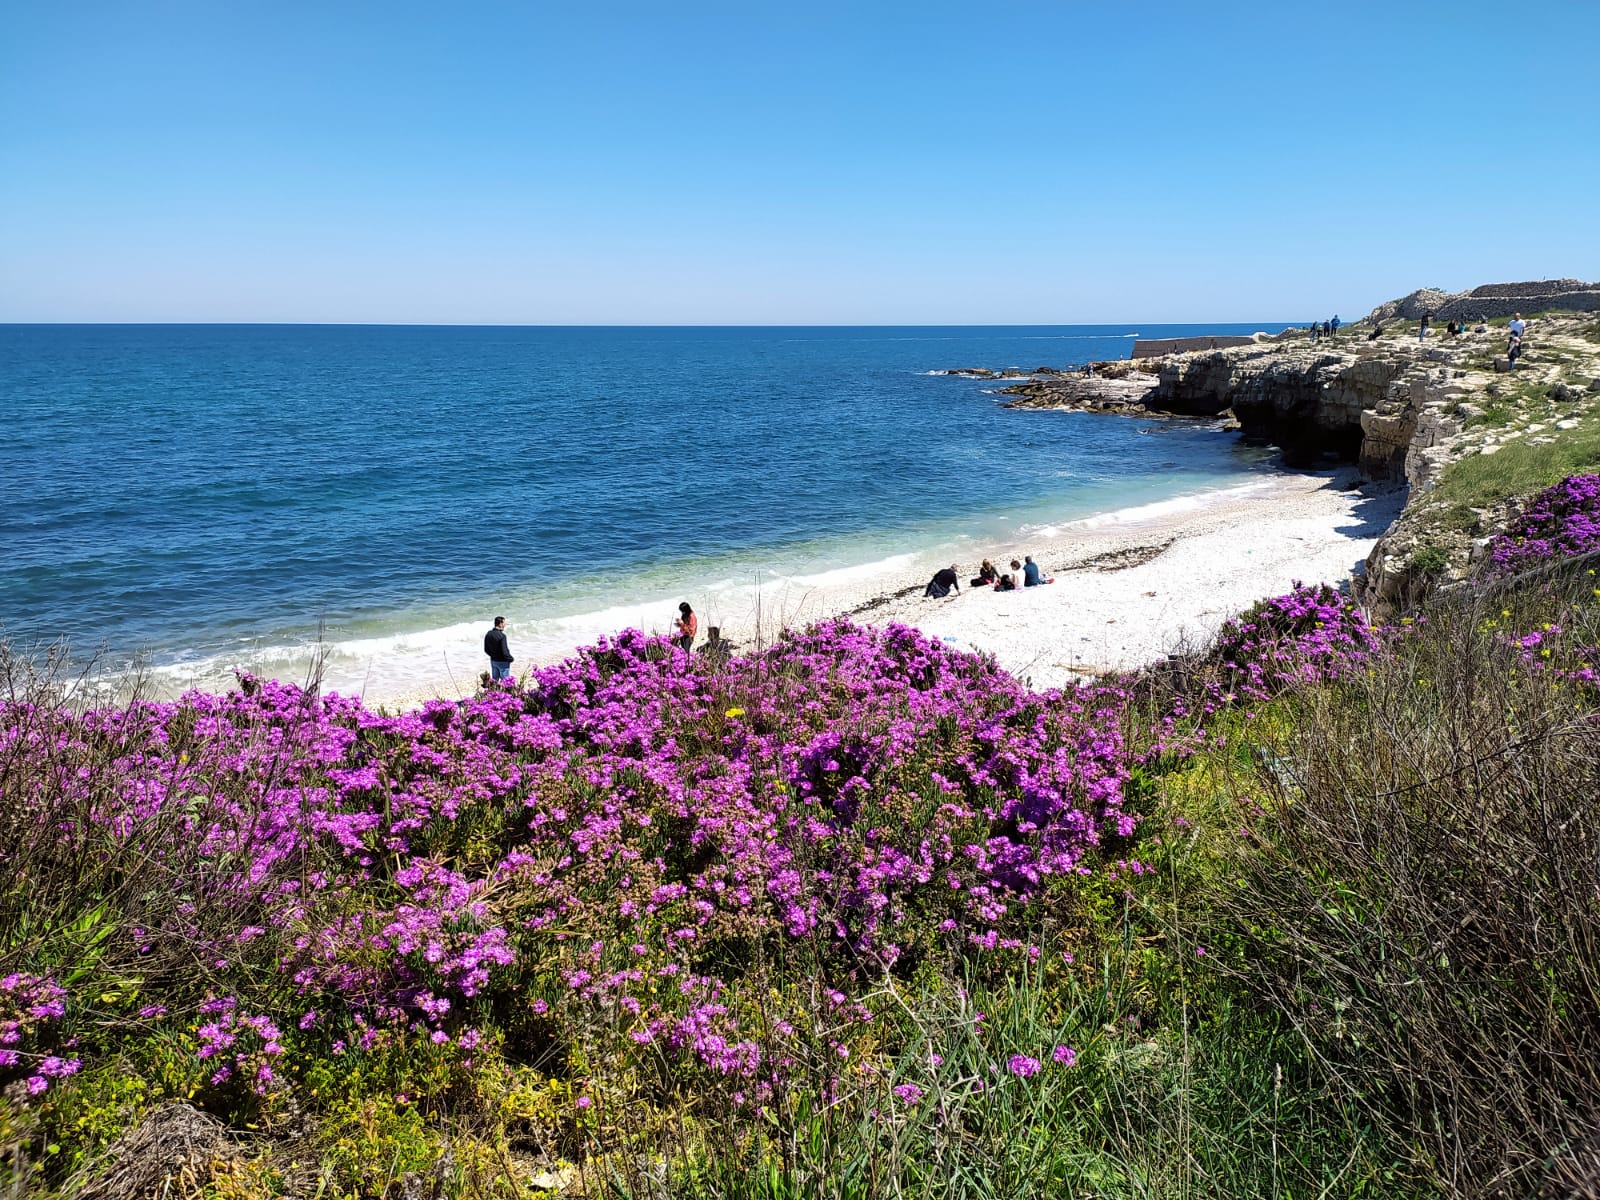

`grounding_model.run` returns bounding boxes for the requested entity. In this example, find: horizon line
[0,318,1301,329]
